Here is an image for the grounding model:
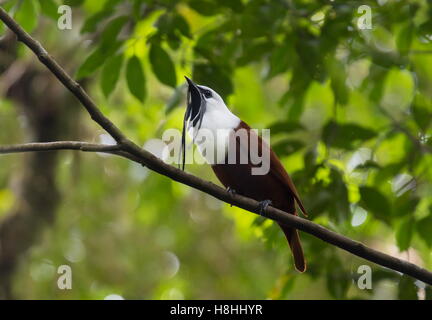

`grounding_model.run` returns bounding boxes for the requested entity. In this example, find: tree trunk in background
[0,32,78,299]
